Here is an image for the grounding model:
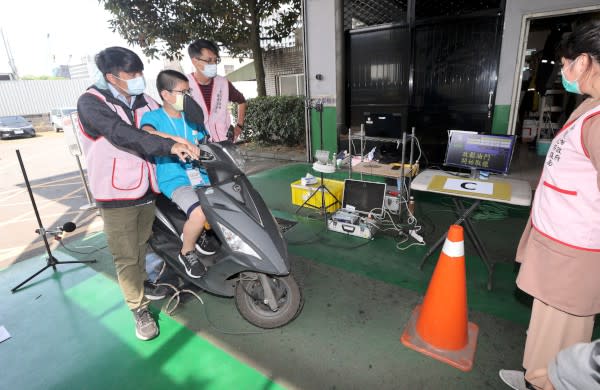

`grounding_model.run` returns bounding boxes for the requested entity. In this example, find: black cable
[286,235,323,245]
[289,226,382,250]
[58,239,108,255]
